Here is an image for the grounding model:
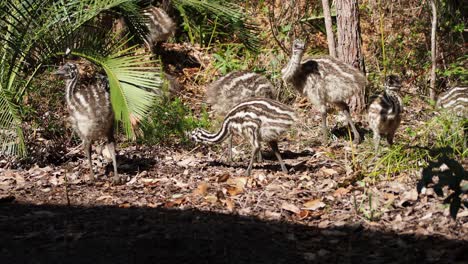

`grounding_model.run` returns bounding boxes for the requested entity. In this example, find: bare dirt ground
[0,105,467,264]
